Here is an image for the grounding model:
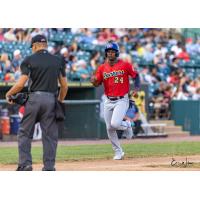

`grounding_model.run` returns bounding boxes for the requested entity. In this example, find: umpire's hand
[6,95,14,105]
